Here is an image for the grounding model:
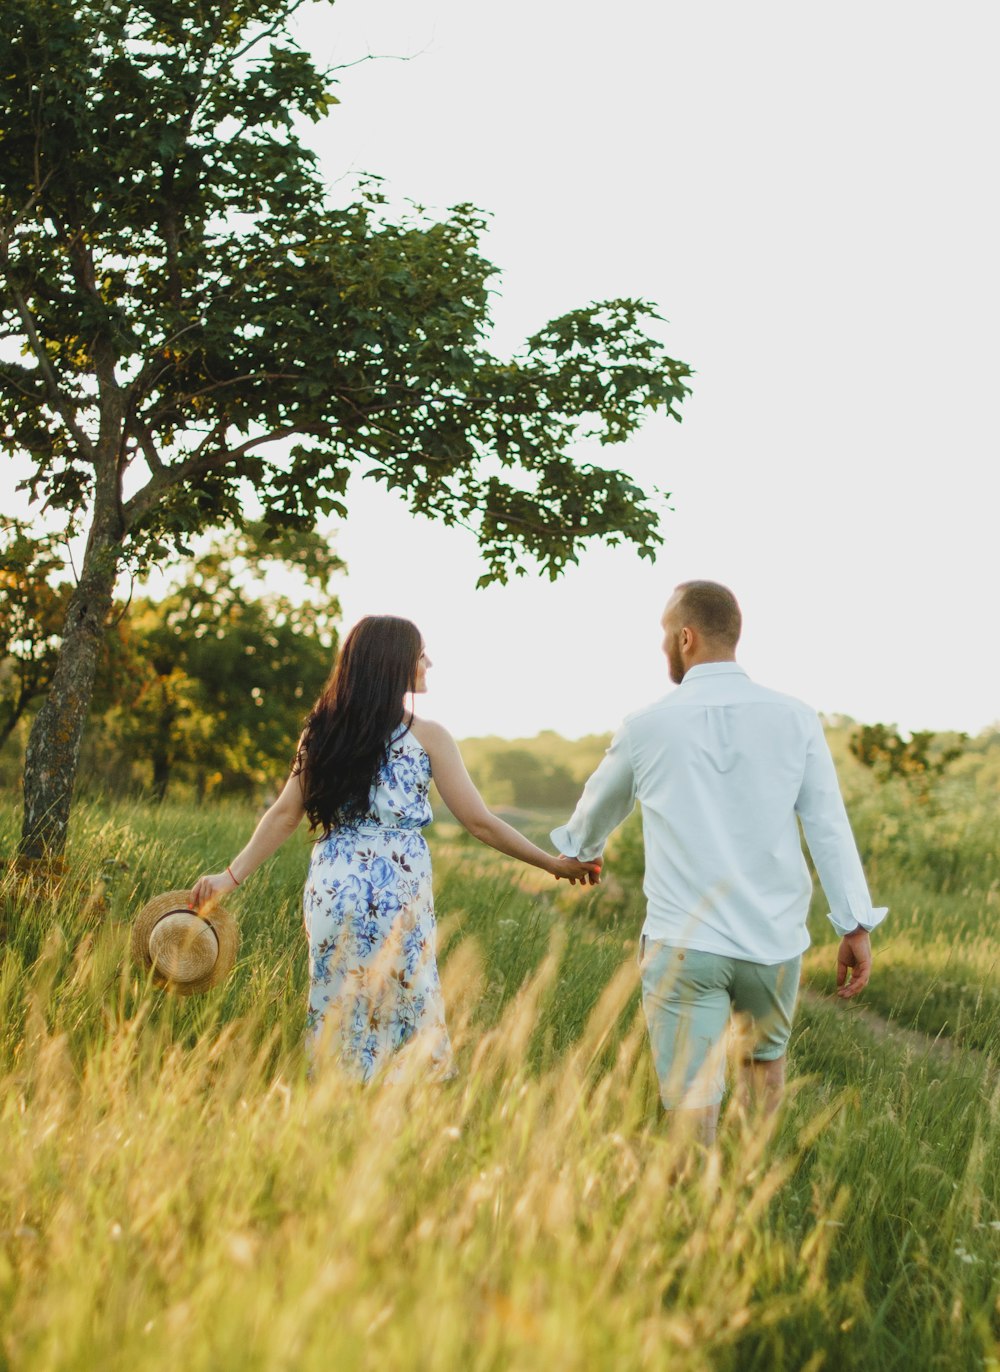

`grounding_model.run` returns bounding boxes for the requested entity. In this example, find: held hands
[190,870,238,910]
[836,927,872,998]
[552,855,603,886]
